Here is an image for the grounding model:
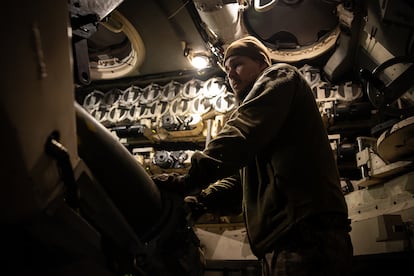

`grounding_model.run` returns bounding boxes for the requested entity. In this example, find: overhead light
[183,42,211,70]
[190,54,210,70]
